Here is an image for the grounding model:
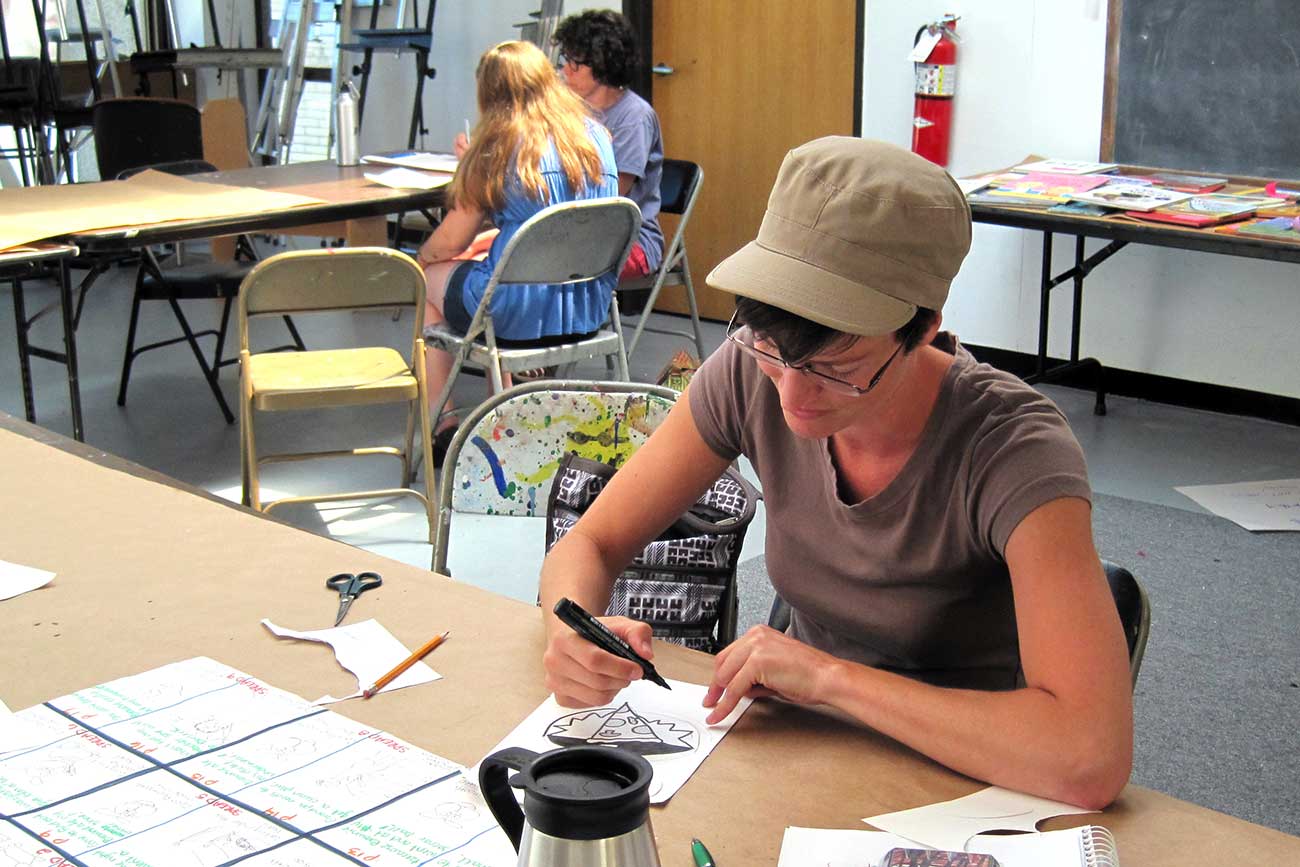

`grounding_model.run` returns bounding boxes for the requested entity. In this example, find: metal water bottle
[335,80,360,166]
